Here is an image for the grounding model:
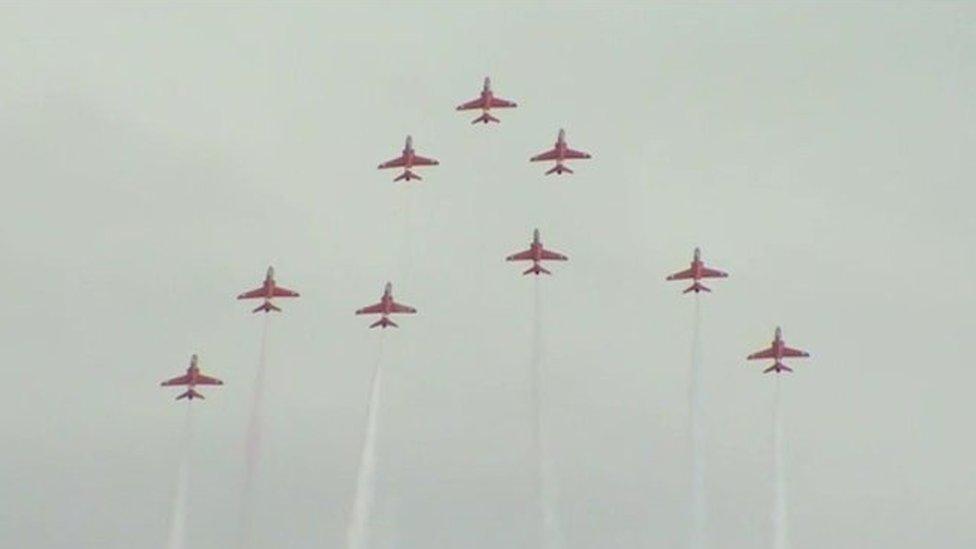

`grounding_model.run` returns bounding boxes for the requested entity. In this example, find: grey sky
[1,3,974,548]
